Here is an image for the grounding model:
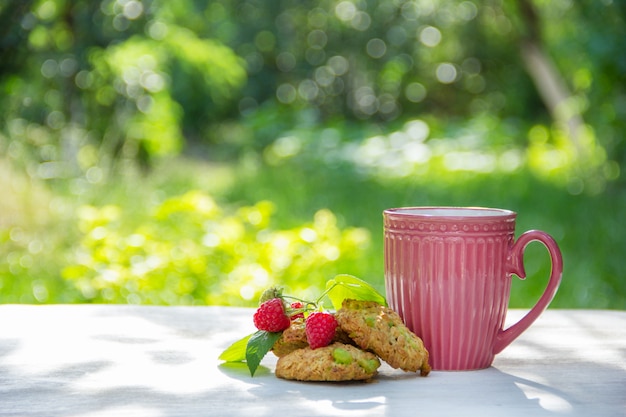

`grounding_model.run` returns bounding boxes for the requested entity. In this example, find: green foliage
[88,27,246,156]
[0,0,625,309]
[325,274,387,310]
[220,116,626,310]
[61,191,372,305]
[244,330,281,377]
[218,333,252,363]
[0,0,247,174]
